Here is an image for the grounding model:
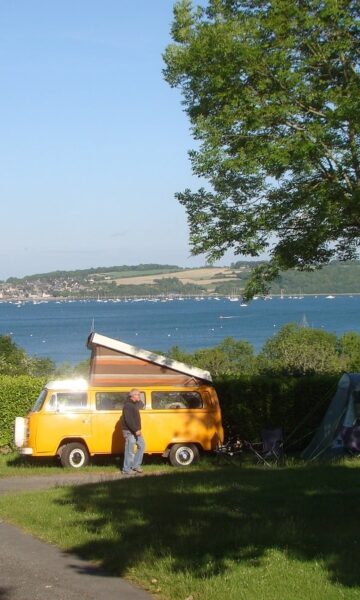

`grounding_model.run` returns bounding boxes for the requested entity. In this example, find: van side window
[96,391,145,410]
[151,391,203,410]
[47,392,88,412]
[96,392,127,410]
